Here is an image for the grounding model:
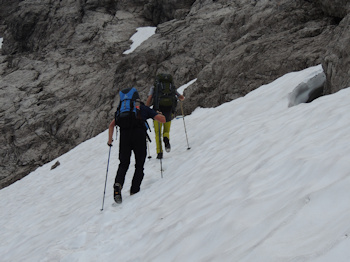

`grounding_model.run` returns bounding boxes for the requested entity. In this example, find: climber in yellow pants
[146,73,185,159]
[153,120,172,159]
